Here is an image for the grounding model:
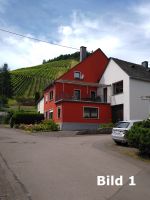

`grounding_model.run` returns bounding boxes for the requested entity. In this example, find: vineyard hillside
[10,59,78,98]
